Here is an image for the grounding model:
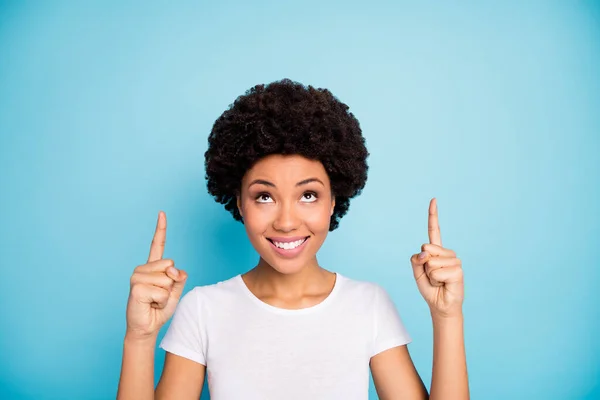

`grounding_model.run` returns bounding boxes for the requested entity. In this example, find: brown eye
[256,193,273,203]
[301,192,318,203]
